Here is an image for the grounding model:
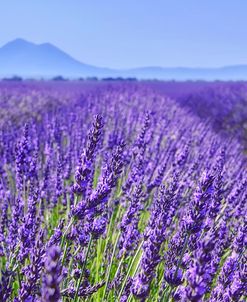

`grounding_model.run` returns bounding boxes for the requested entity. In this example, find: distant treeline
[2,76,23,81]
[53,76,138,81]
[1,76,138,82]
